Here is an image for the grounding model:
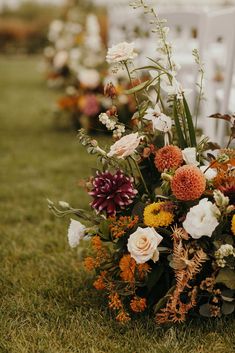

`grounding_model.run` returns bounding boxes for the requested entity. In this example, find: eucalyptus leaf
[215,268,235,289]
[199,303,212,317]
[221,301,235,315]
